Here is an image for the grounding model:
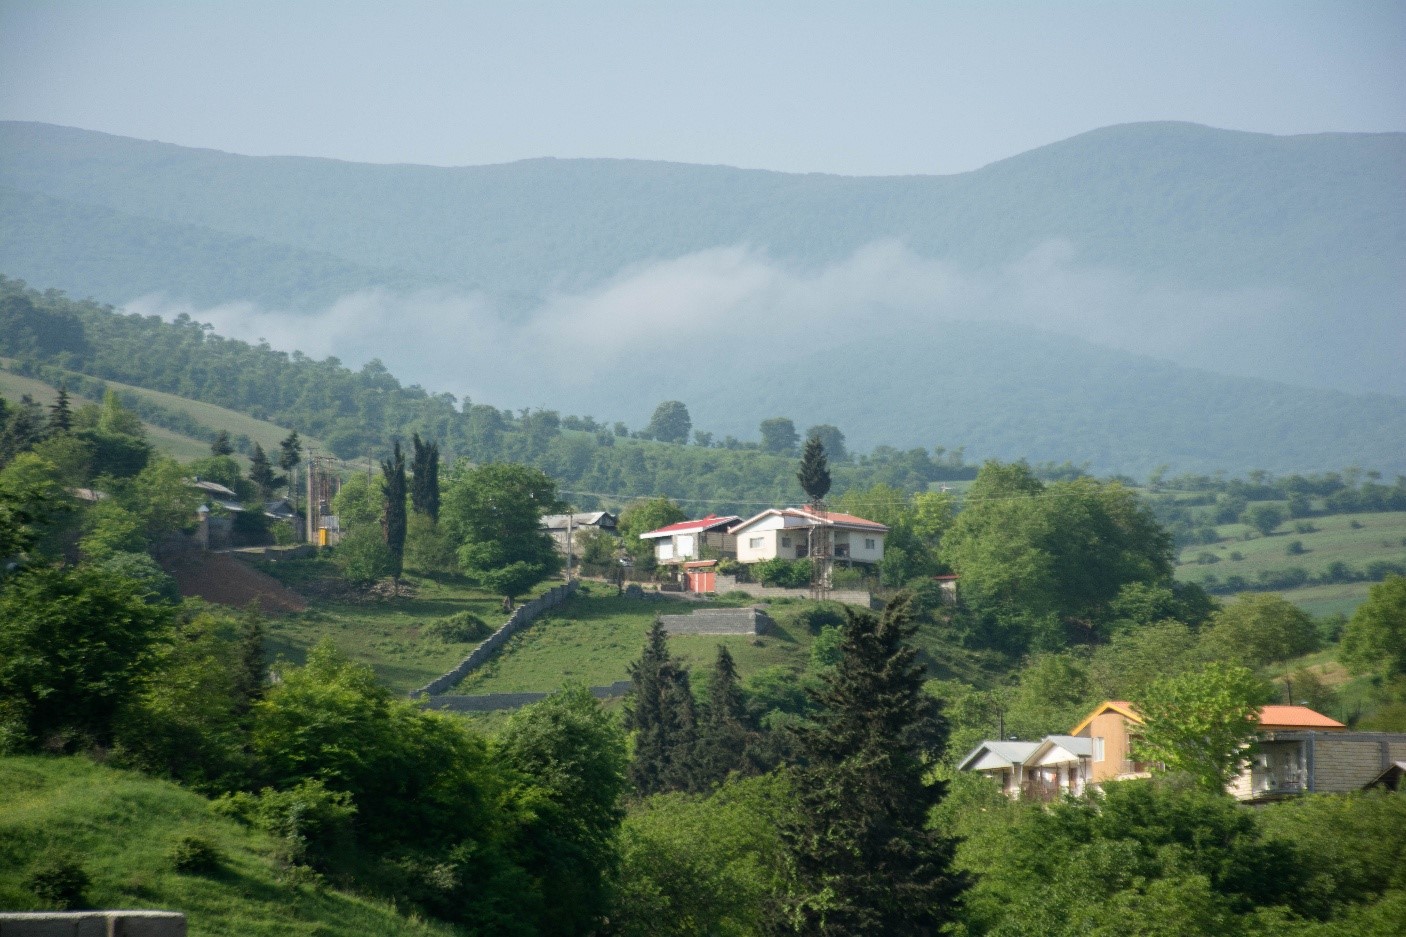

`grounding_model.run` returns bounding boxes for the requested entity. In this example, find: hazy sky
[2,1,1403,175]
